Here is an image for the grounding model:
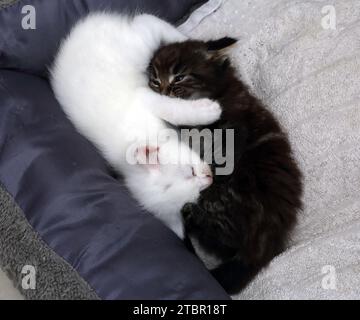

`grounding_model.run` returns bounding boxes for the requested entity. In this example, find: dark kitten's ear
[206,37,238,52]
[203,37,237,68]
